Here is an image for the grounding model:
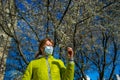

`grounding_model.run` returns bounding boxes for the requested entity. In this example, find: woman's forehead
[45,41,53,45]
